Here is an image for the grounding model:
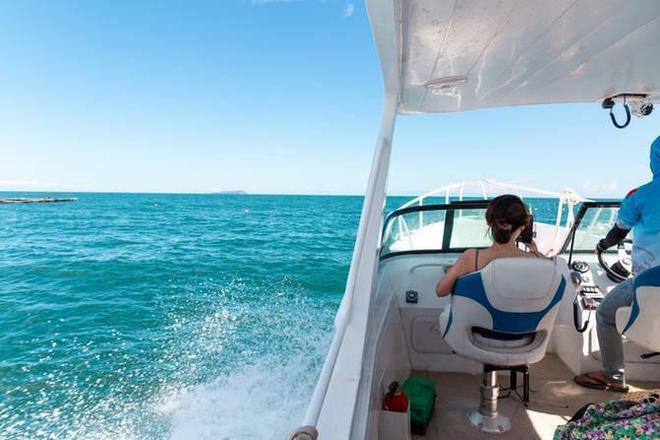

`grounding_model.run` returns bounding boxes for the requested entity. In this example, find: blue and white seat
[616,265,660,353]
[439,257,567,433]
